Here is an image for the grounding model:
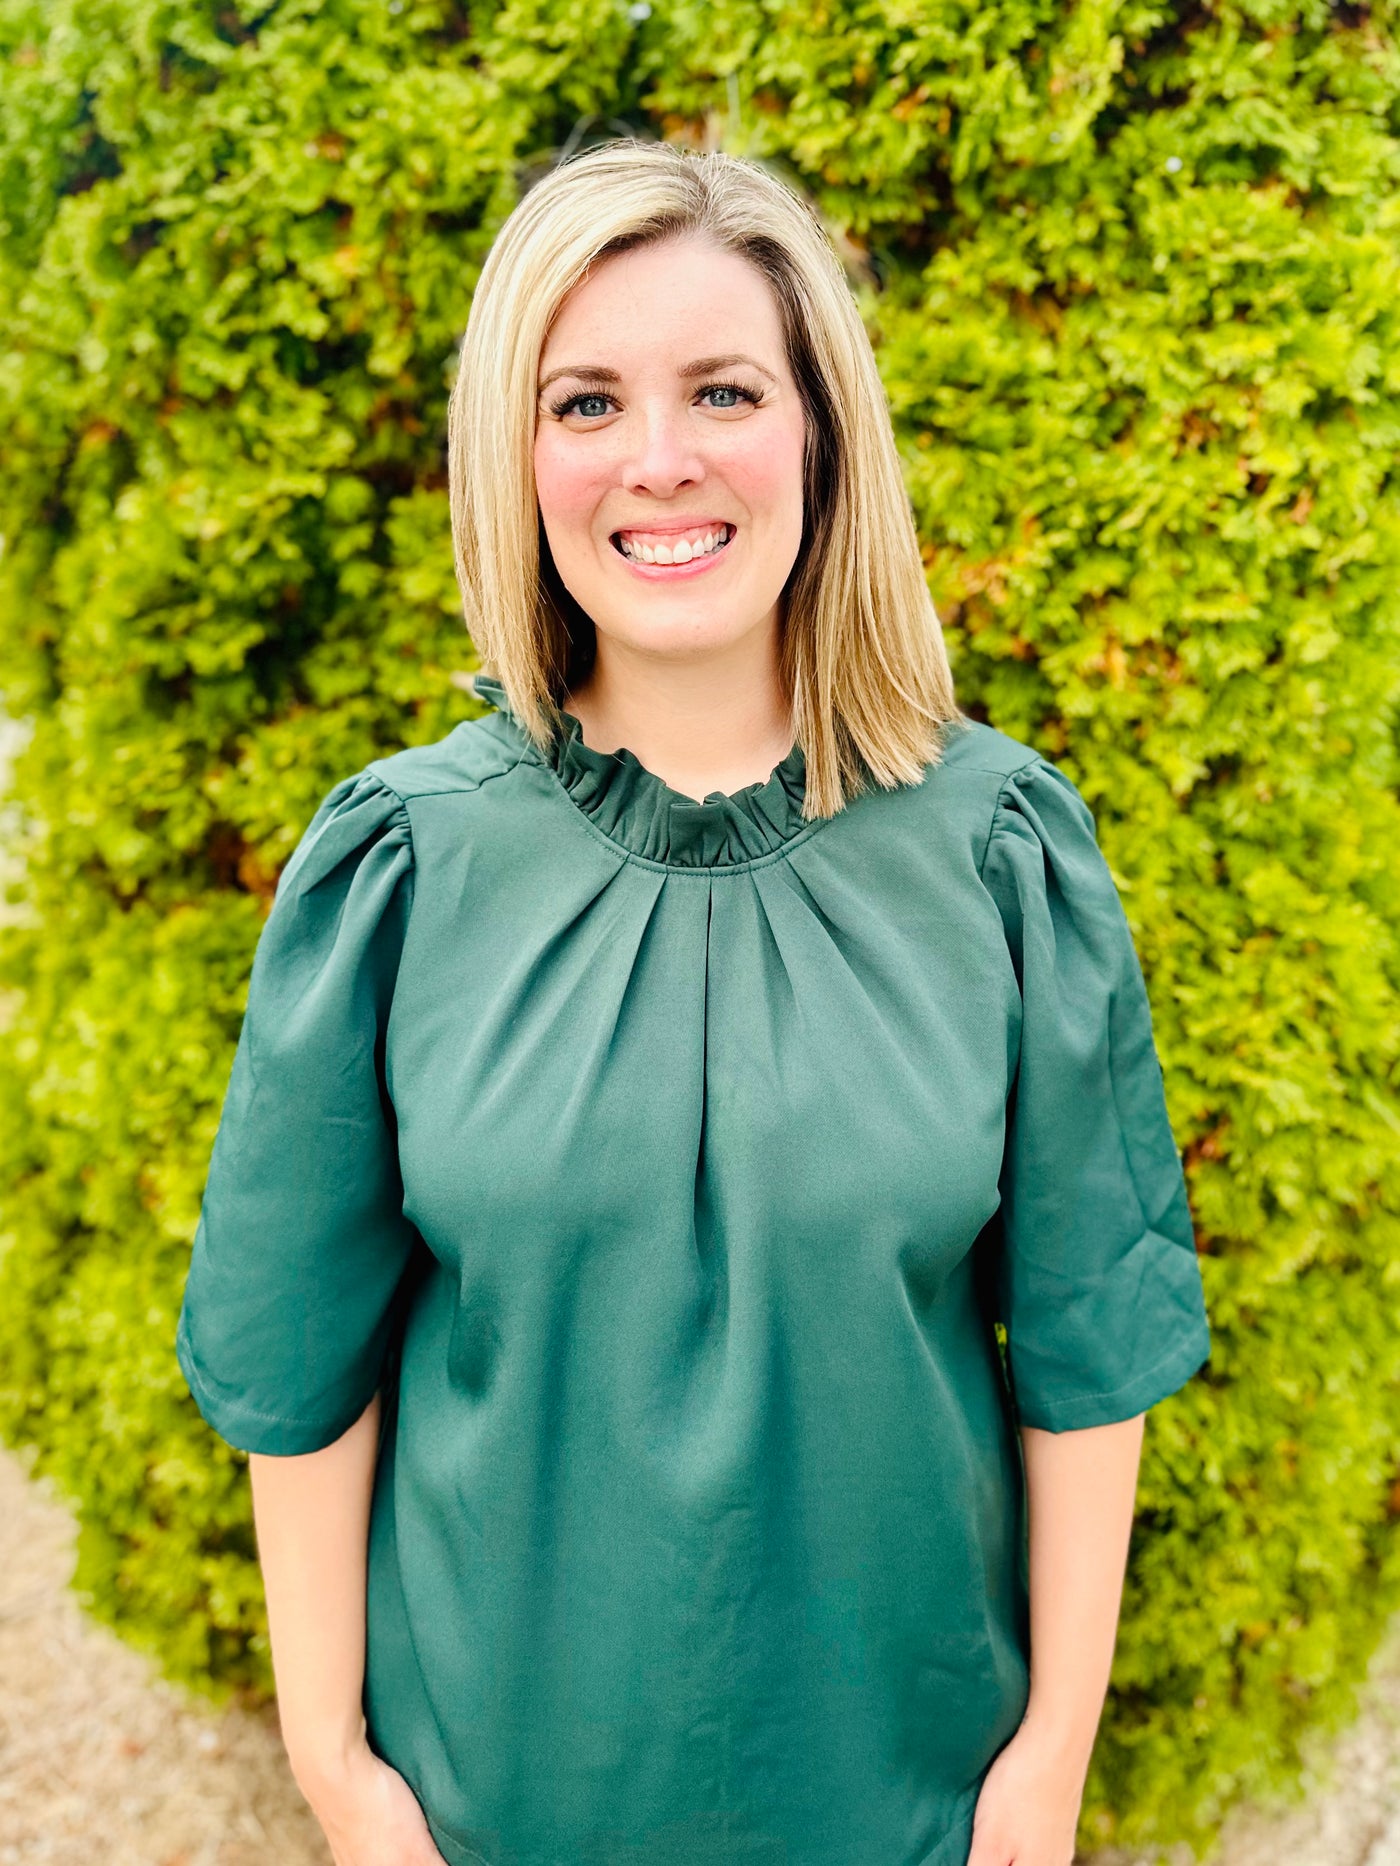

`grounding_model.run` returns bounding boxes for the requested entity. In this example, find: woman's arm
[968,1413,1147,1865]
[247,1394,449,1865]
[1017,1411,1147,1769]
[247,1390,381,1798]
